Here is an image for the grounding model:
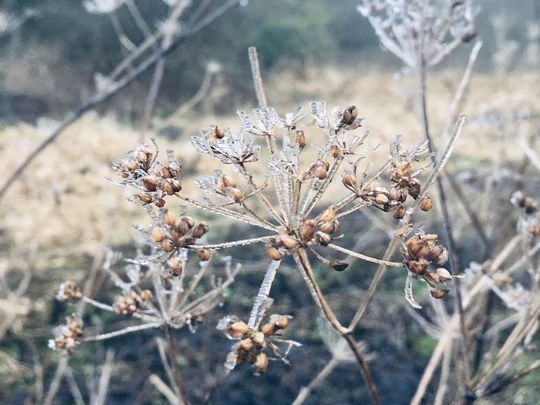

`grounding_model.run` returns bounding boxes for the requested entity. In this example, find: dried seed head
[180,216,195,229]
[419,196,433,212]
[192,222,209,239]
[271,314,289,330]
[56,281,83,302]
[213,126,225,139]
[492,272,512,288]
[276,233,299,250]
[393,205,406,219]
[261,322,275,336]
[408,180,421,199]
[164,211,176,226]
[159,180,174,195]
[430,288,450,299]
[198,248,211,261]
[375,192,389,205]
[430,245,448,265]
[314,161,329,180]
[140,289,153,302]
[228,321,249,339]
[266,246,284,261]
[295,130,306,149]
[408,259,429,275]
[154,198,166,208]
